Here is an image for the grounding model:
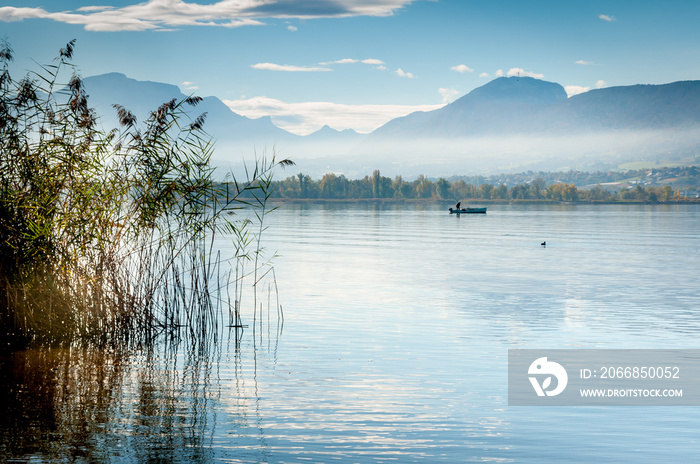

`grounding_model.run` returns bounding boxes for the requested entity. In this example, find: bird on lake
[541,241,546,246]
